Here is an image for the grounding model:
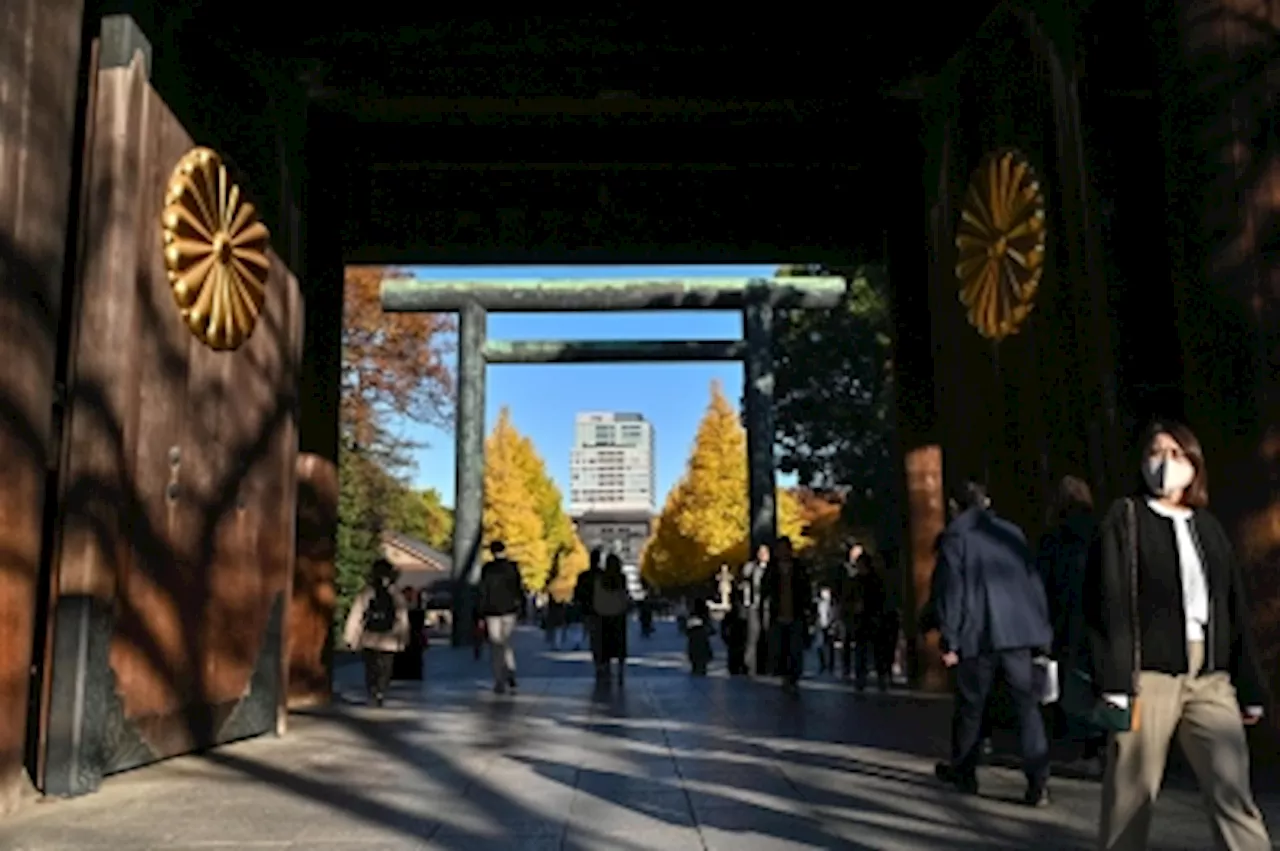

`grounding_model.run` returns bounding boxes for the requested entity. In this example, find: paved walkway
[4,621,1279,850]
